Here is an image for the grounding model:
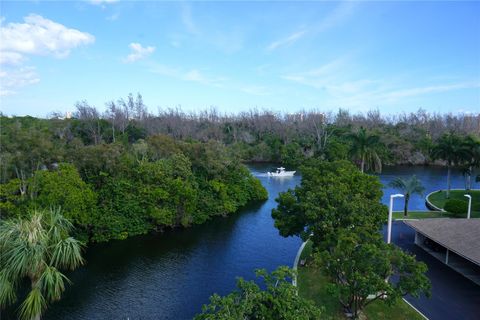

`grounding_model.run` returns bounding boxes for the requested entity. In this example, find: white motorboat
[267,167,296,177]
